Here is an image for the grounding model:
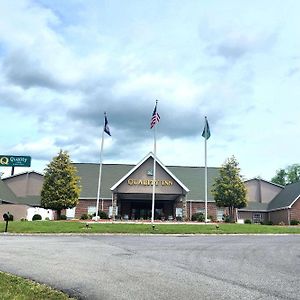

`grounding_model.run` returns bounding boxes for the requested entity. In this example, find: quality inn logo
[147,169,153,176]
[0,155,31,167]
